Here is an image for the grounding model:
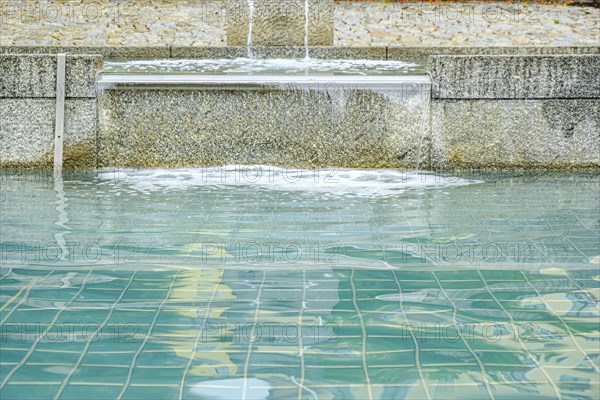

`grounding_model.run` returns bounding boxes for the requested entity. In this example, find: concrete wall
[428,55,600,168]
[0,54,102,168]
[2,45,598,59]
[1,50,598,169]
[97,84,429,168]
